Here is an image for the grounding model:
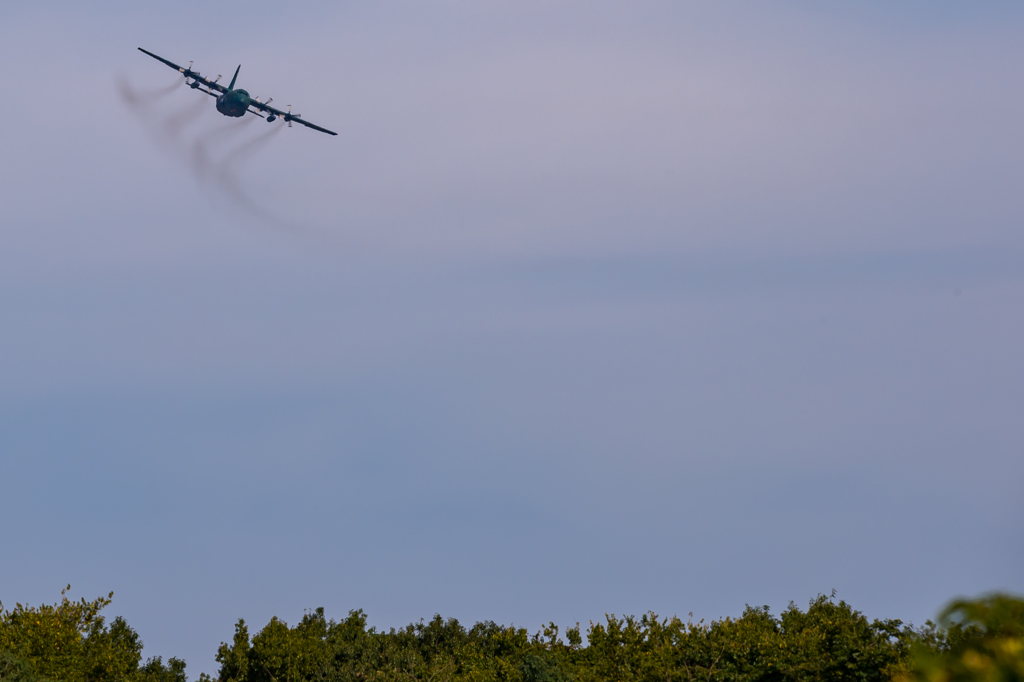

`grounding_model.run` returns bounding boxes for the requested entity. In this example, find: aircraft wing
[138,47,228,94]
[249,99,338,136]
